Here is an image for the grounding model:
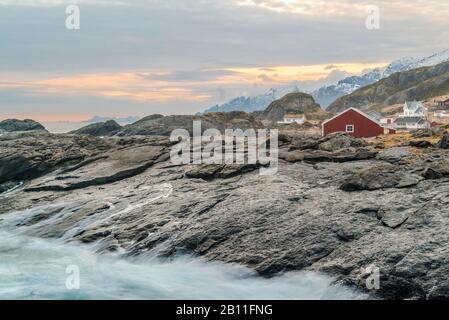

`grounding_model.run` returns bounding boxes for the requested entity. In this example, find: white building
[402,101,425,117]
[278,114,306,124]
[380,117,395,127]
[434,110,449,118]
[394,101,429,130]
